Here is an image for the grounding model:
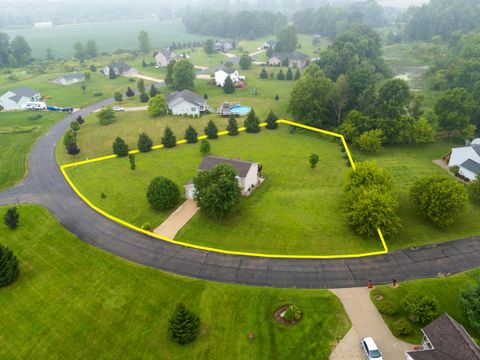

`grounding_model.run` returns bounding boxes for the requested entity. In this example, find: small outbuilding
[447,141,480,181]
[50,73,85,86]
